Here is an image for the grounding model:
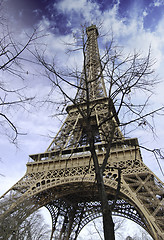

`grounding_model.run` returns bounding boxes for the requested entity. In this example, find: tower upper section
[75,25,107,102]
